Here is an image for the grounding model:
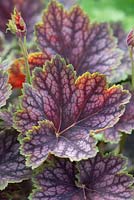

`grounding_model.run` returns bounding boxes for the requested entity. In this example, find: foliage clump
[0,0,134,199]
